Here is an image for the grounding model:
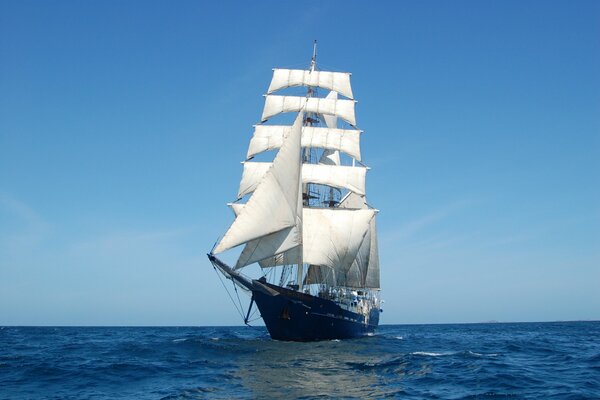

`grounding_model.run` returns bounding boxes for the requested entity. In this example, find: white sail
[338,191,367,209]
[258,208,375,273]
[237,162,271,198]
[364,217,380,288]
[302,164,366,195]
[228,202,245,217]
[235,226,300,269]
[257,247,300,268]
[343,226,371,287]
[319,91,341,166]
[268,69,353,99]
[319,149,340,166]
[238,162,367,198]
[247,125,361,160]
[304,265,336,286]
[213,113,304,254]
[262,95,356,126]
[339,192,380,289]
[322,91,339,129]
